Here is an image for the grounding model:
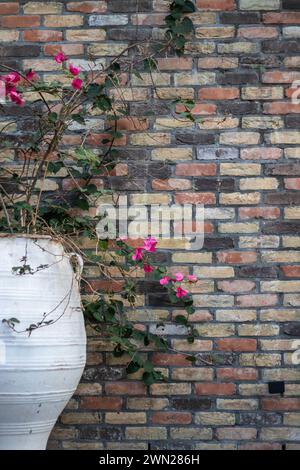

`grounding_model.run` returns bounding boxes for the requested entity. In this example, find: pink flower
[175,272,184,282]
[54,52,68,63]
[69,63,81,76]
[26,70,38,81]
[9,90,25,106]
[176,286,188,298]
[71,78,83,90]
[4,83,16,96]
[3,72,21,84]
[187,275,198,283]
[143,264,154,273]
[159,276,170,286]
[143,236,157,253]
[132,247,144,262]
